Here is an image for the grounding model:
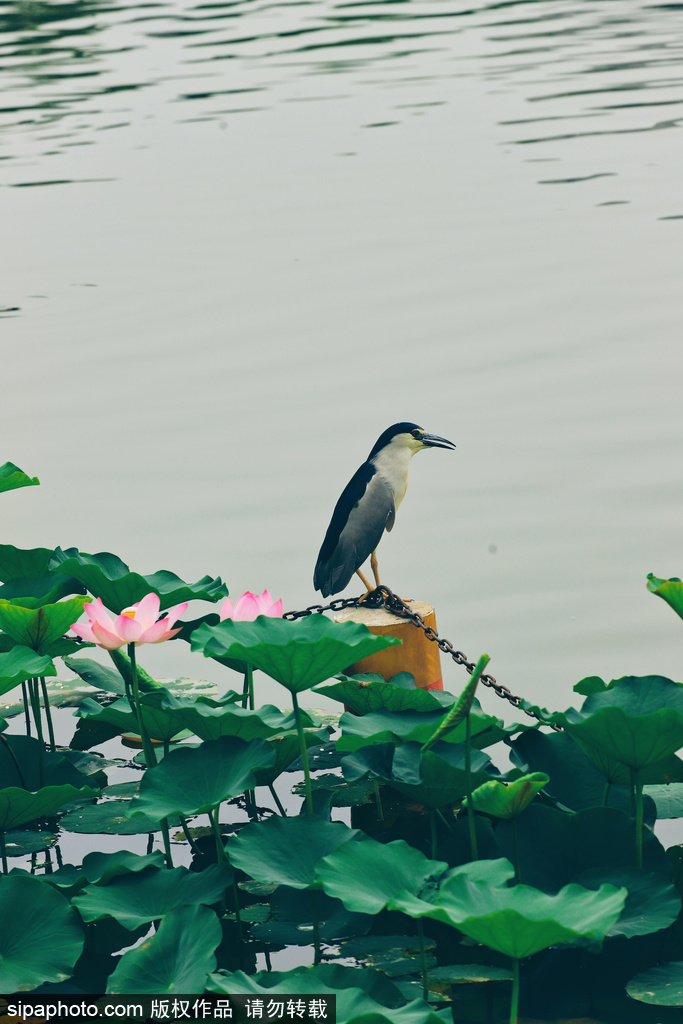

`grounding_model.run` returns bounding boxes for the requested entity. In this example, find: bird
[313,422,456,598]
